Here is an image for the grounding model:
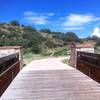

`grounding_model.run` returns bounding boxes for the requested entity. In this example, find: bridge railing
[77,51,100,83]
[0,53,20,96]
